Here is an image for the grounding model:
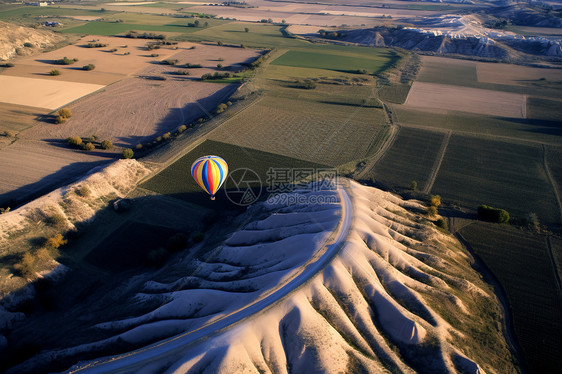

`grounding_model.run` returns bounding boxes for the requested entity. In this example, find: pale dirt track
[404,81,527,119]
